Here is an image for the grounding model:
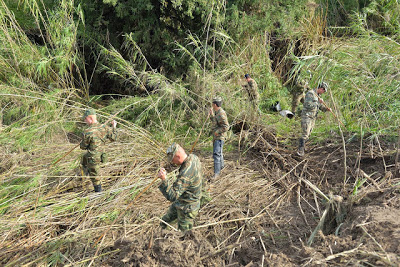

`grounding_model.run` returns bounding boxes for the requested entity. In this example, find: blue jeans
[213,139,224,175]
